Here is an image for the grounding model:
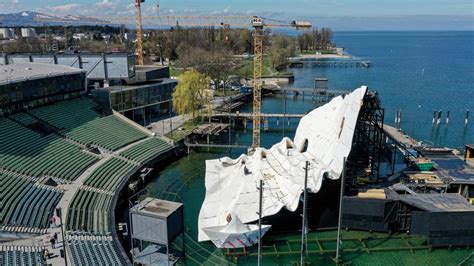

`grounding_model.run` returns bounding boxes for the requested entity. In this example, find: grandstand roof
[0,63,85,85]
